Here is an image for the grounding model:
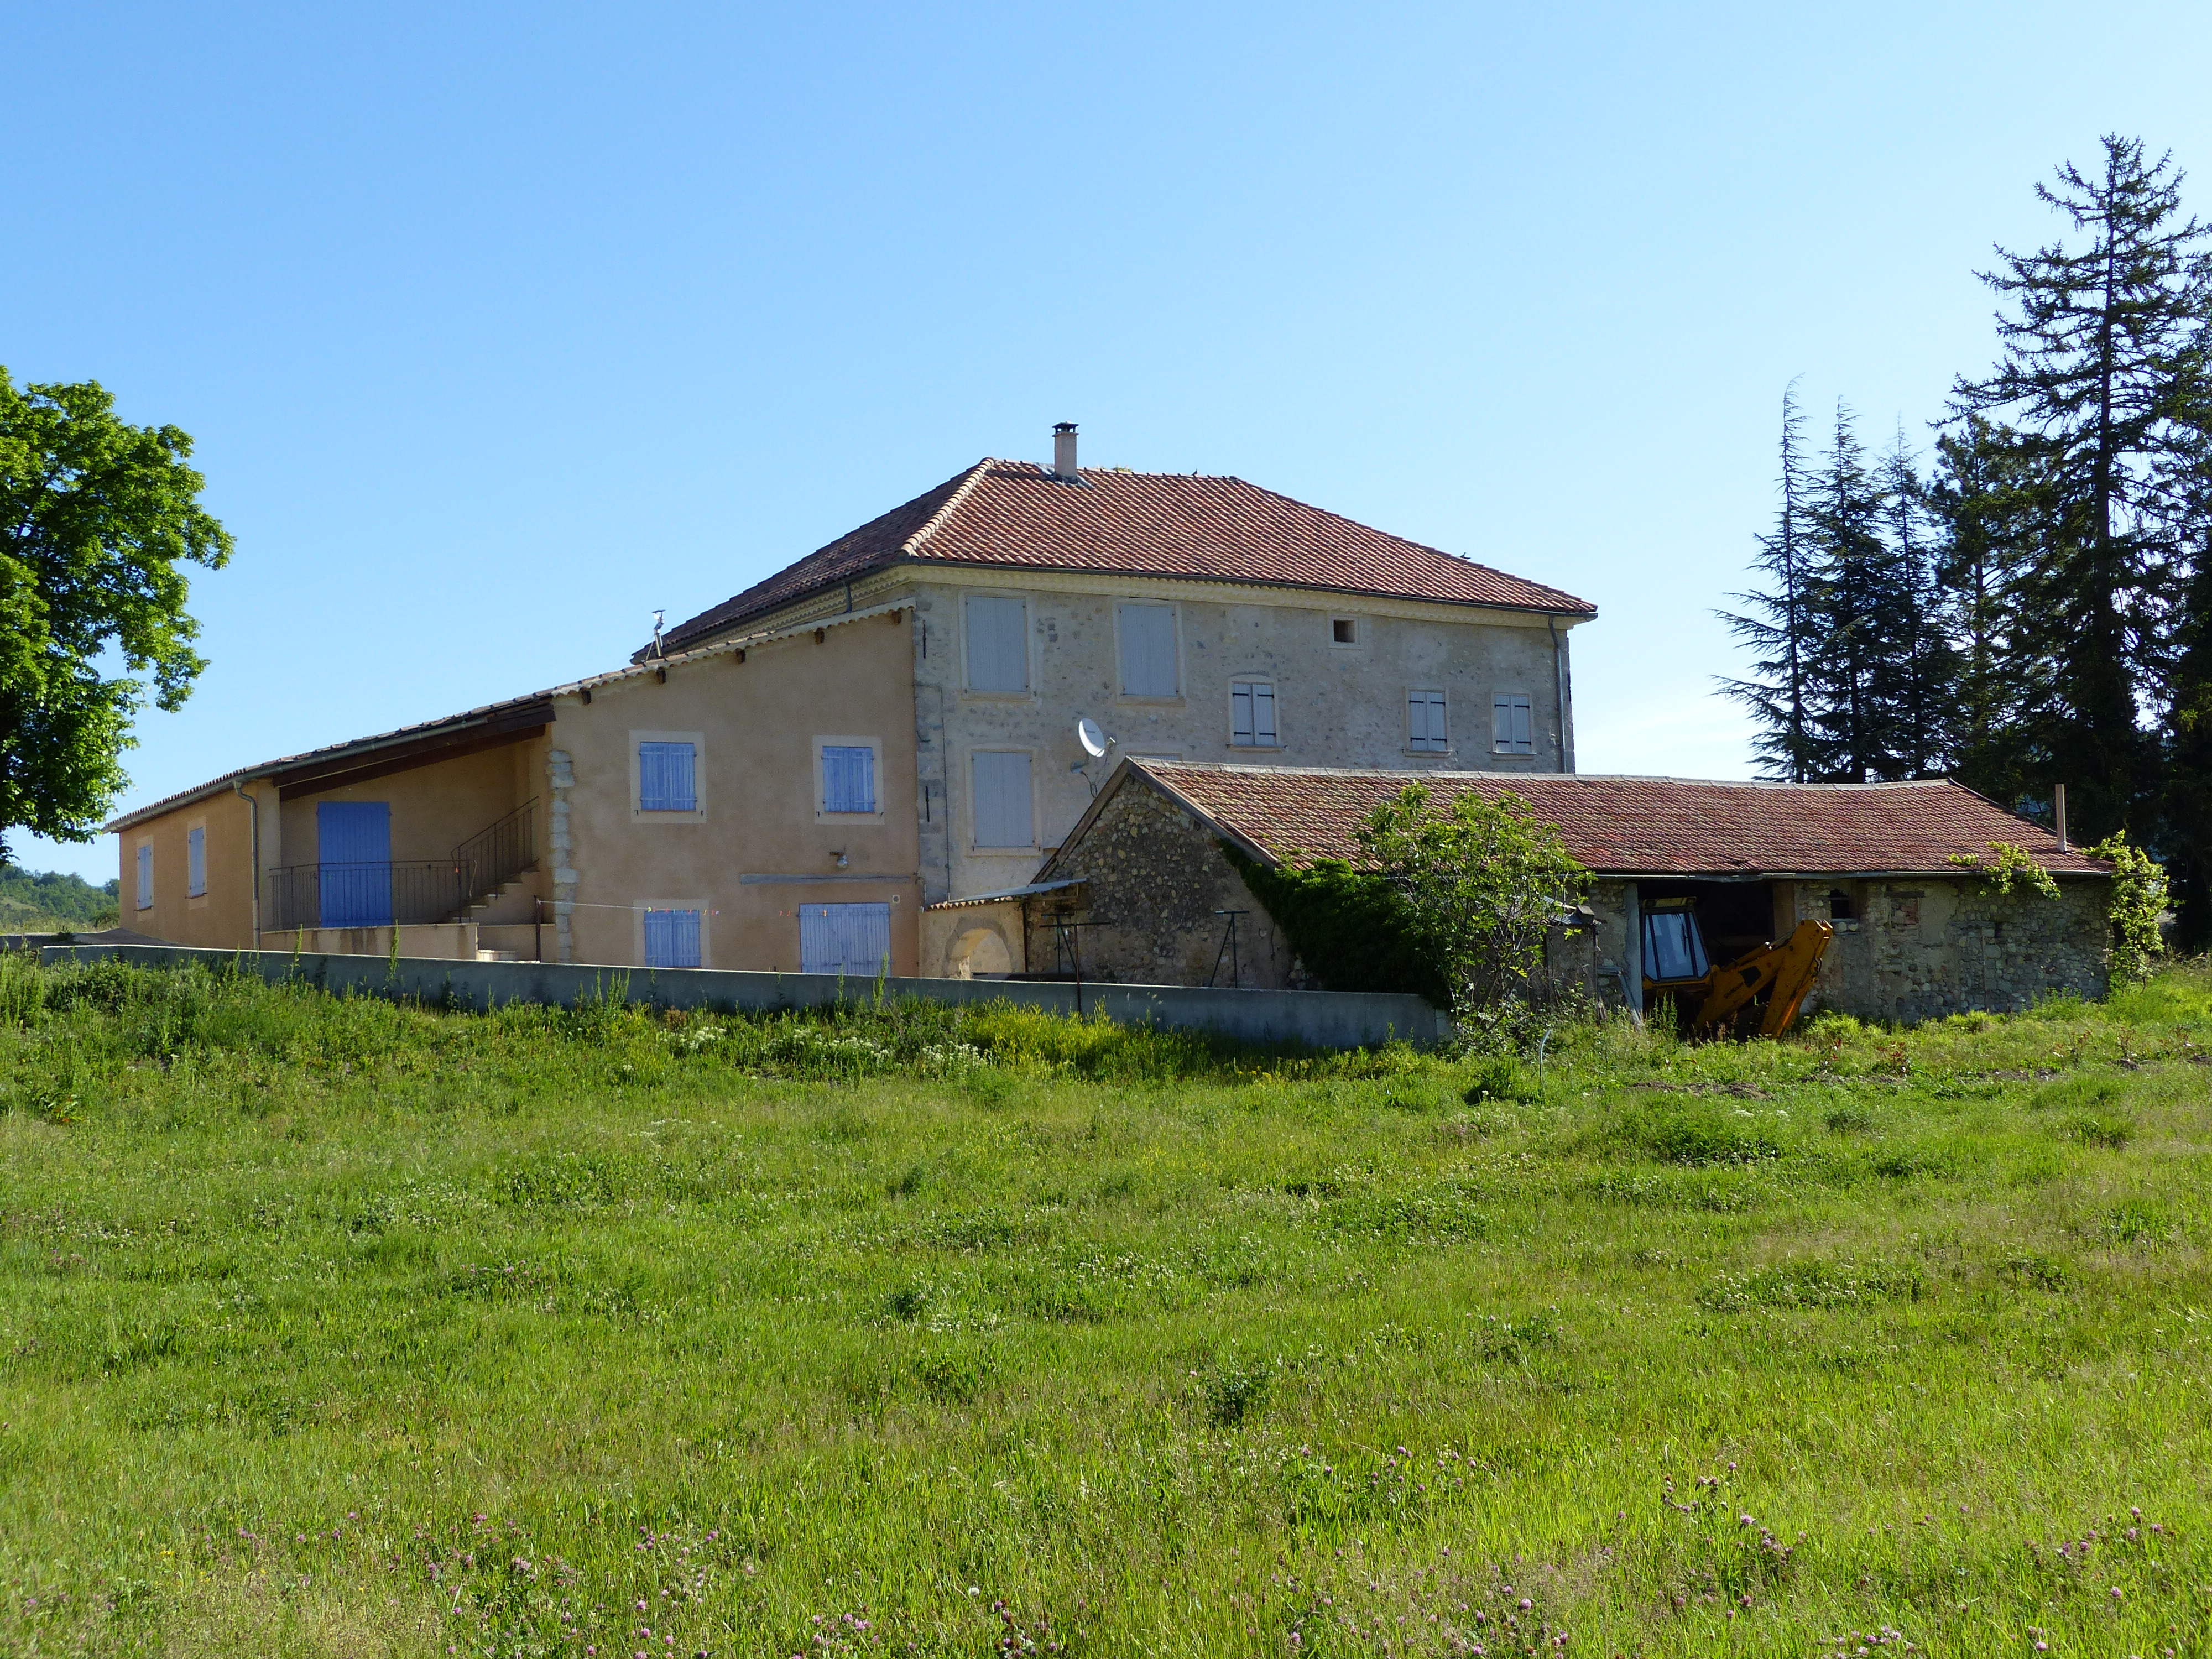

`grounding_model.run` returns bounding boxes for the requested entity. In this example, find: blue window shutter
[137,844,153,910]
[972,752,1032,847]
[1117,604,1177,697]
[822,746,875,813]
[639,742,696,811]
[644,907,701,968]
[966,596,1028,692]
[1410,690,1446,752]
[1233,682,1275,746]
[187,827,207,896]
[800,902,892,975]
